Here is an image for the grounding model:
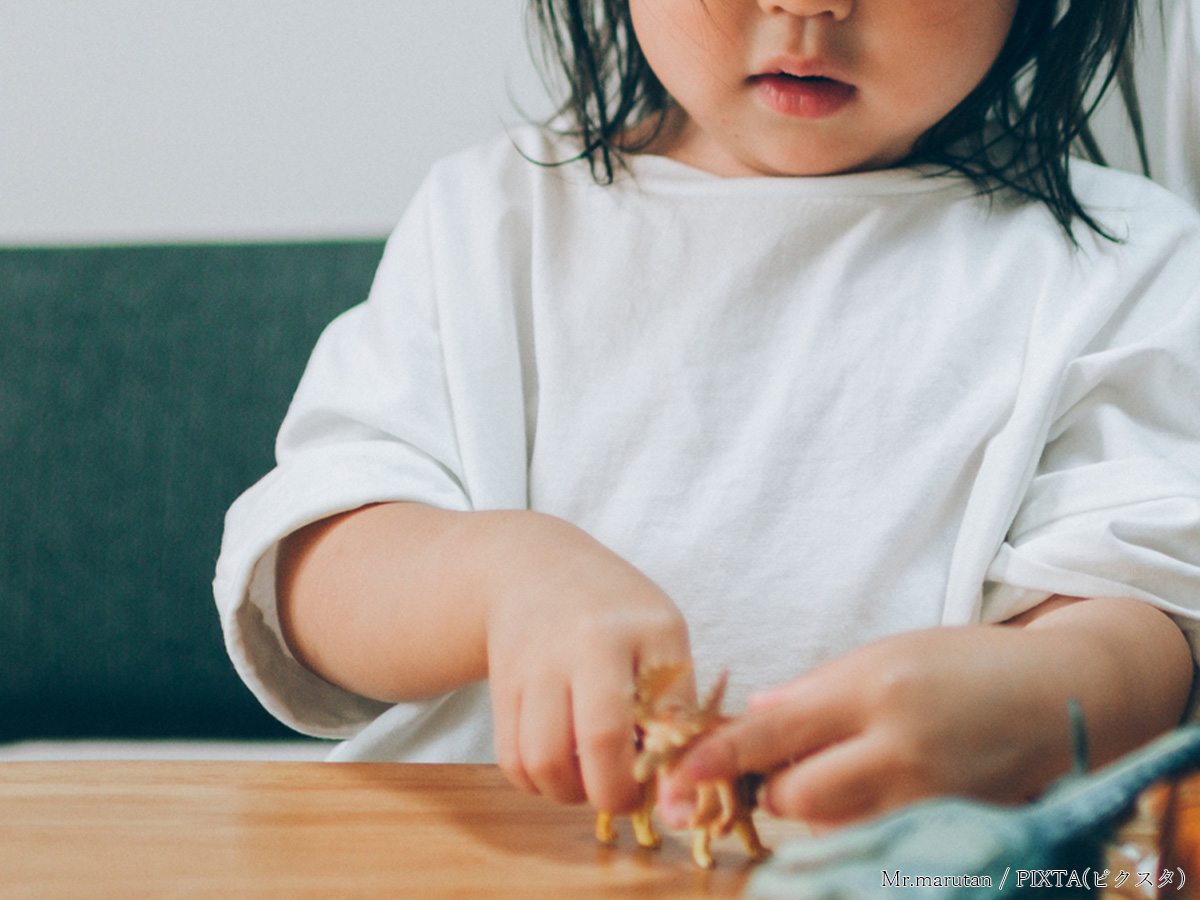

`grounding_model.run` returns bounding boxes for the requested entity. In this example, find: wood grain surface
[0,761,1192,900]
[0,762,808,899]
